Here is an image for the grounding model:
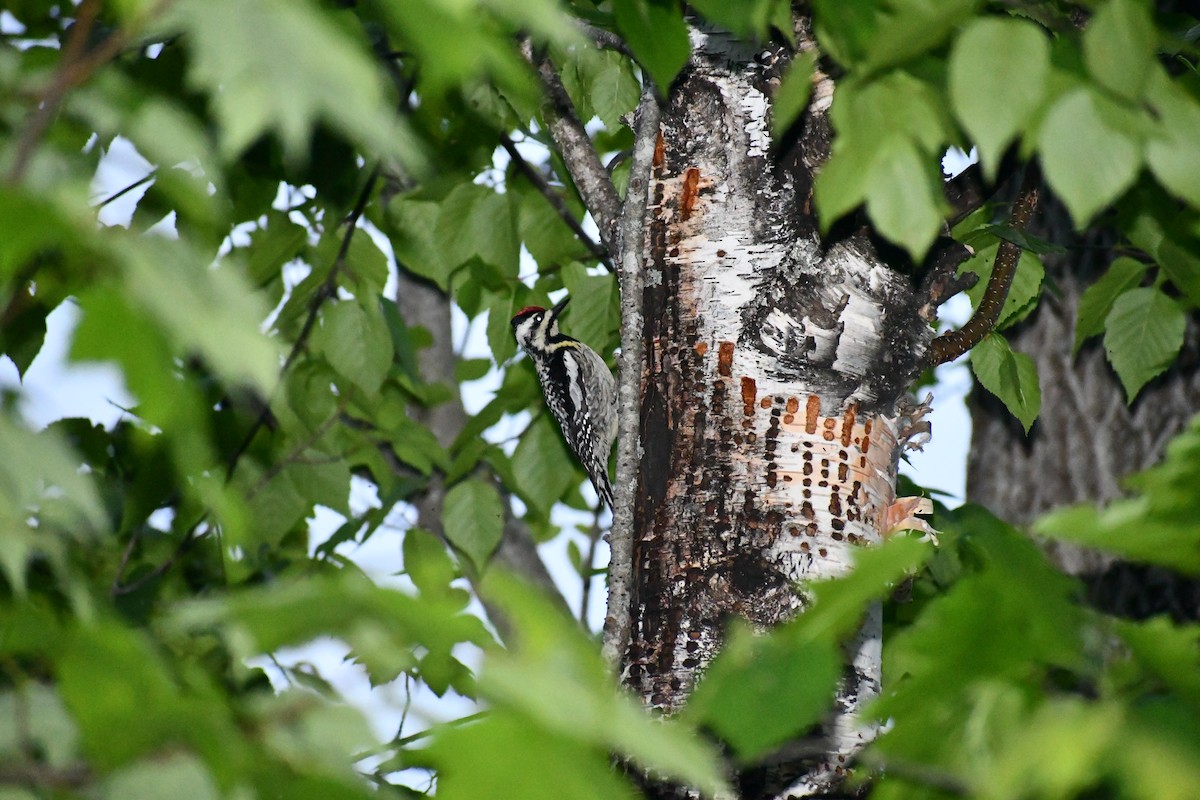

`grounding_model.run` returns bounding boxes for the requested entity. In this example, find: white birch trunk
[612,23,936,798]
